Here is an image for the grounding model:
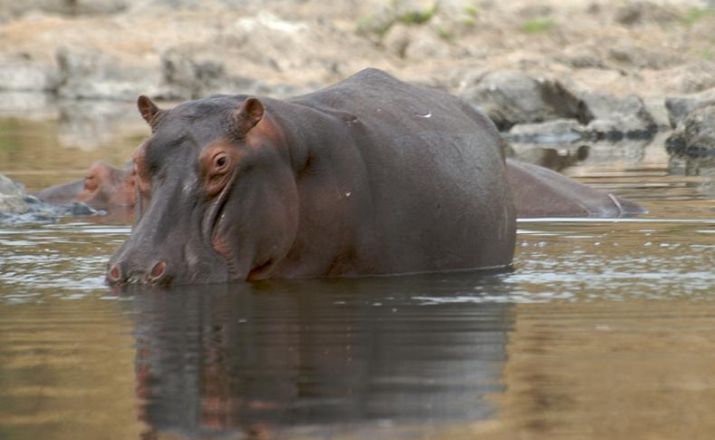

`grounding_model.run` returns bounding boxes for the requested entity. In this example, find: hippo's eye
[84,175,98,191]
[213,153,230,172]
